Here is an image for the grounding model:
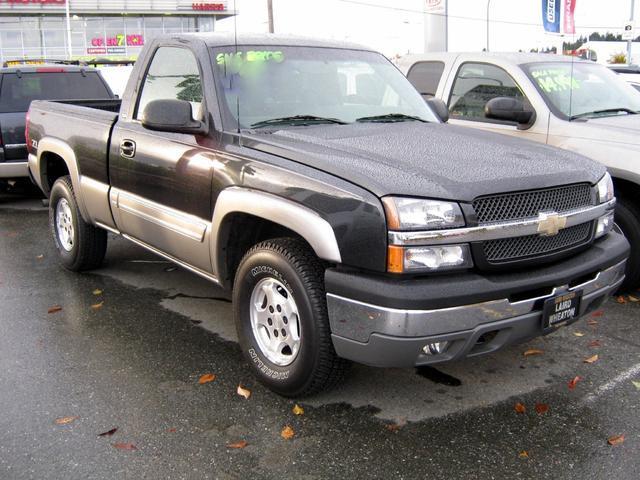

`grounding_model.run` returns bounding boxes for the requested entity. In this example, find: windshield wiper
[570,108,639,120]
[355,113,427,123]
[250,115,347,129]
